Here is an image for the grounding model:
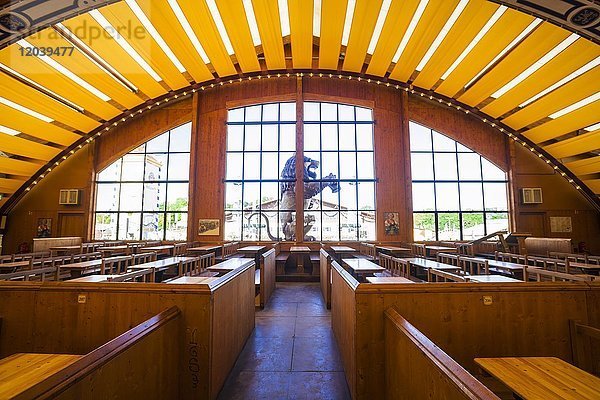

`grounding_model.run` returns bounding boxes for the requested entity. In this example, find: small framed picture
[198,219,220,236]
[37,218,52,238]
[384,212,399,236]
